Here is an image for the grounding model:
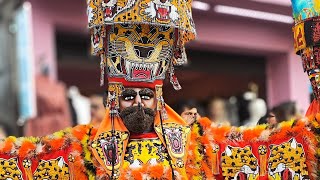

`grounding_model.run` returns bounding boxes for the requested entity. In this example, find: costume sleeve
[187,117,319,180]
[0,125,97,180]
